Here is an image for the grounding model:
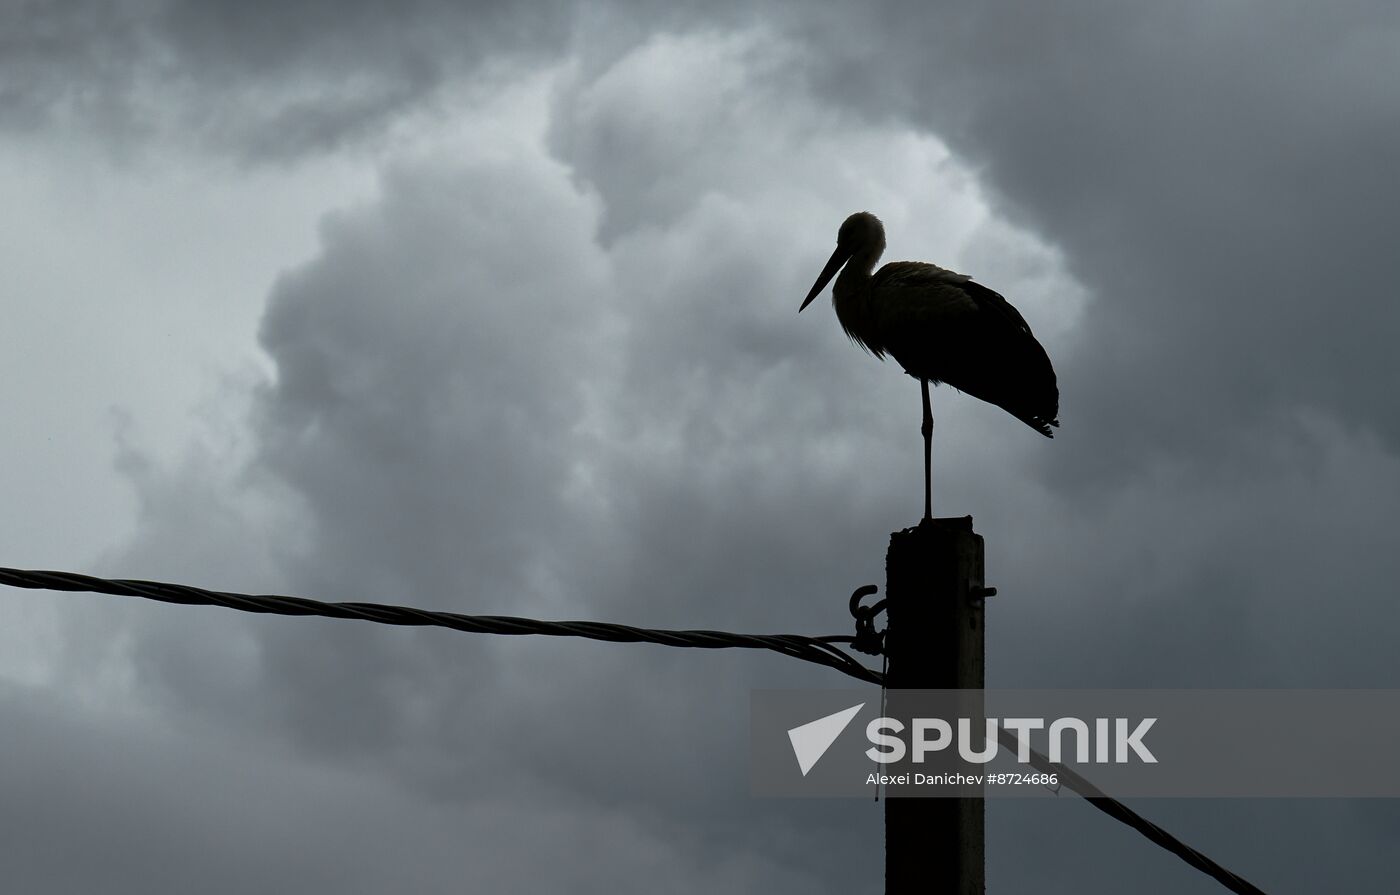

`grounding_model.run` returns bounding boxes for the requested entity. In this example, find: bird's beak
[799,246,851,312]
